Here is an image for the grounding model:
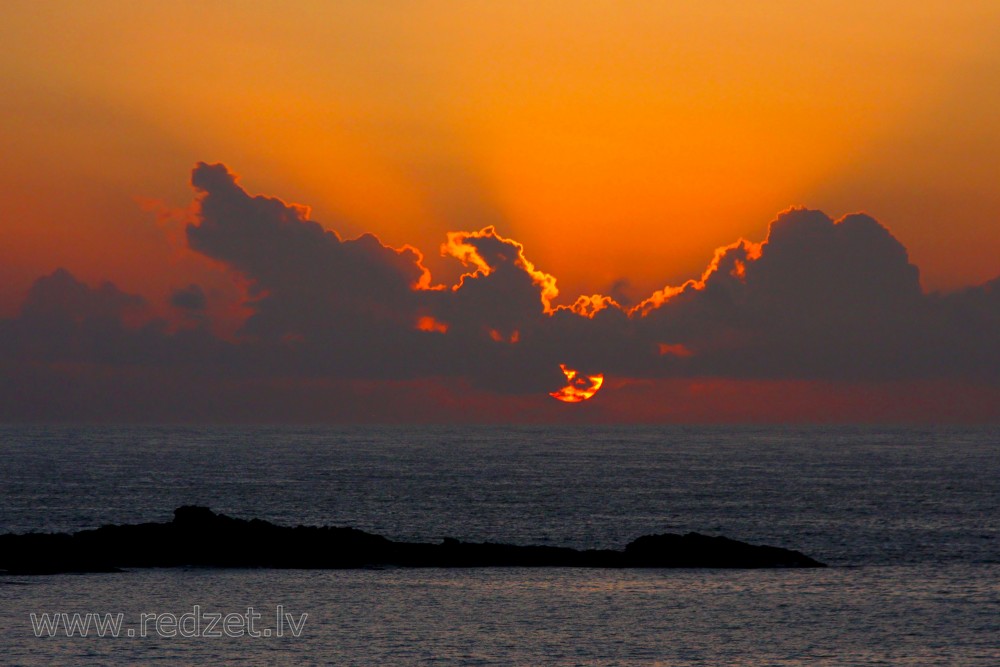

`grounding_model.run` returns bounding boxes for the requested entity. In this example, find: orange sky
[2,1,999,320]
